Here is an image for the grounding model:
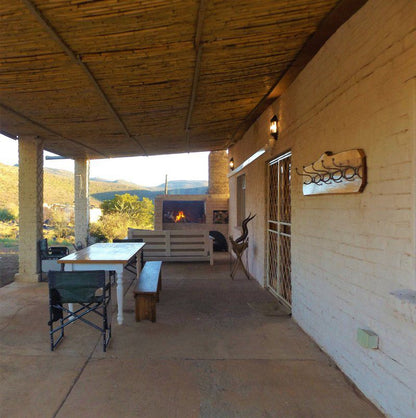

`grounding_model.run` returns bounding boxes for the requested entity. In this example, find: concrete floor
[0,254,383,418]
